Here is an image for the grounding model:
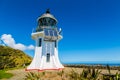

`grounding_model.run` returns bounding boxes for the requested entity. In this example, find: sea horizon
[63,61,120,66]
